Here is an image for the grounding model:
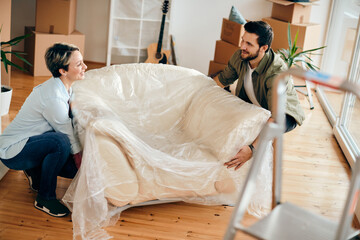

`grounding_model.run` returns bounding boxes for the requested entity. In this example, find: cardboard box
[36,0,77,34]
[208,60,227,76]
[221,18,245,46]
[268,0,317,24]
[262,17,321,52]
[214,40,240,65]
[24,26,85,76]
